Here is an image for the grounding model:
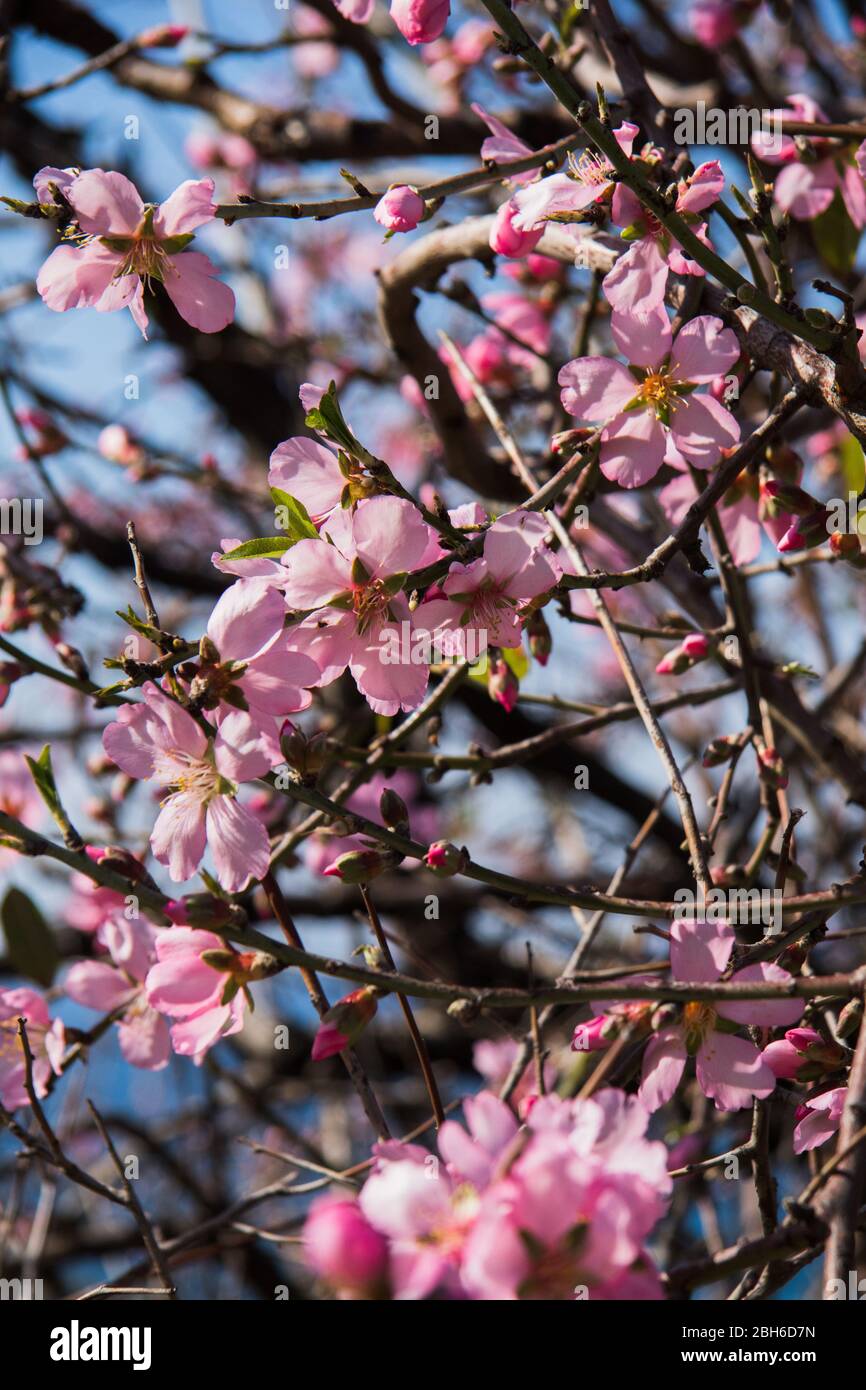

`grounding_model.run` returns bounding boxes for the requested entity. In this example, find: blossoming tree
[1,0,866,1308]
